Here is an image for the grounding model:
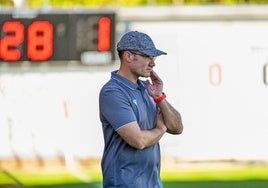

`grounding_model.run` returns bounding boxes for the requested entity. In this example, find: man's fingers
[150,71,162,83]
[146,79,151,88]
